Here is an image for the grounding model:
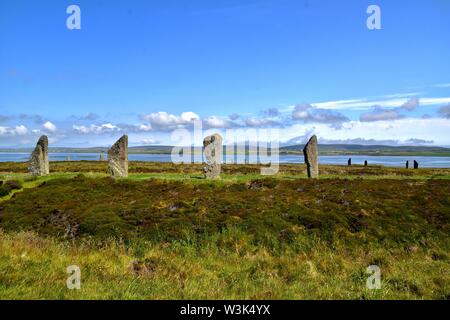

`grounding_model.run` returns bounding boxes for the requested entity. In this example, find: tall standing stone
[203,133,223,179]
[348,158,352,166]
[414,160,419,169]
[303,135,319,178]
[364,160,368,166]
[29,135,49,176]
[107,135,128,177]
[99,152,105,161]
[406,161,409,169]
